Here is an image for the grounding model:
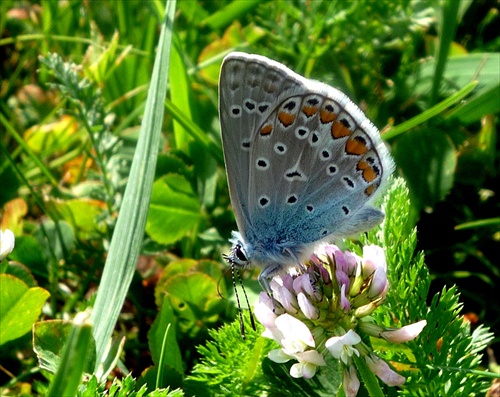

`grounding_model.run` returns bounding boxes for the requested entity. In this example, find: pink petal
[381,320,427,343]
[277,285,299,313]
[367,267,388,299]
[343,366,360,397]
[340,284,351,311]
[362,245,387,278]
[365,354,405,386]
[297,292,318,319]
